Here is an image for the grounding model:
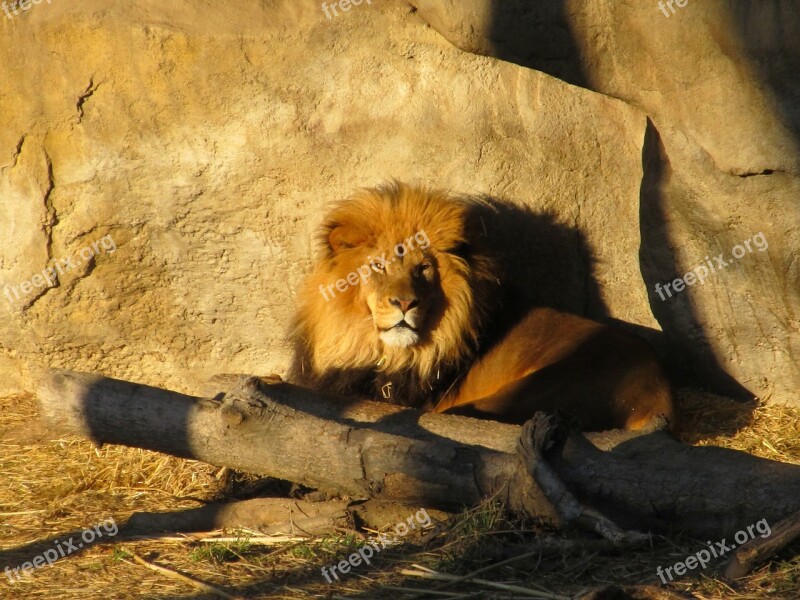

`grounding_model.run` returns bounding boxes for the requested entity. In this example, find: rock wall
[1,0,797,405]
[411,0,800,403]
